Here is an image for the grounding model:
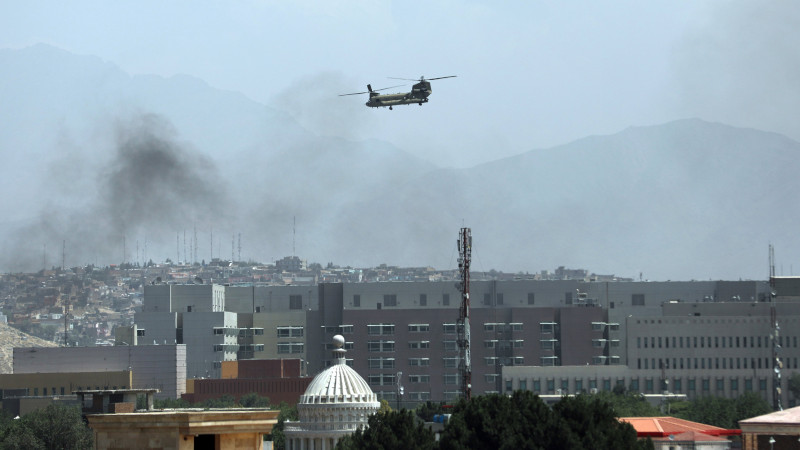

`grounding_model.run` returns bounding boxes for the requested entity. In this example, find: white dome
[300,362,378,404]
[284,336,381,448]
